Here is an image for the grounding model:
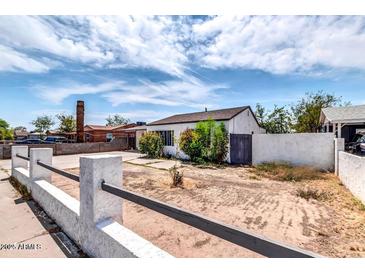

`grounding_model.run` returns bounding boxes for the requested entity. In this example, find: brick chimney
[76,100,84,143]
